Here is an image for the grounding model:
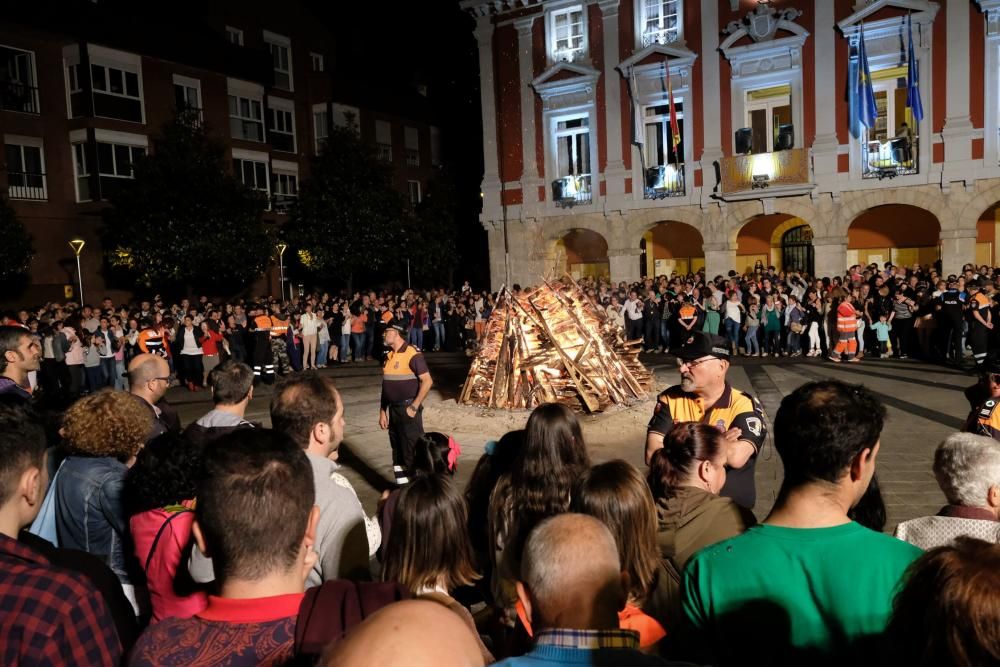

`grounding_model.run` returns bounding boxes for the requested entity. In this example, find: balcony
[272,193,296,214]
[376,142,392,162]
[644,164,685,200]
[641,27,679,47]
[230,118,264,142]
[0,81,39,114]
[552,174,592,208]
[716,147,812,200]
[862,136,918,180]
[269,131,295,153]
[6,171,46,200]
[405,148,420,167]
